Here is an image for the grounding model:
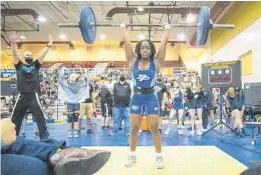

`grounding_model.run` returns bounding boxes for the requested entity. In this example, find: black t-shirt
[100,86,113,105]
[113,82,131,108]
[15,60,41,93]
[154,82,168,104]
[83,83,94,103]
